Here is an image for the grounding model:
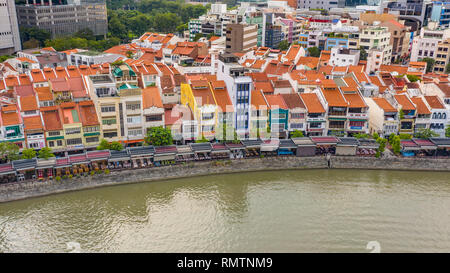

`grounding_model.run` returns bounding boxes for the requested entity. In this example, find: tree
[372,132,379,140]
[0,55,14,62]
[399,109,405,120]
[19,26,51,47]
[399,133,412,140]
[38,147,55,160]
[145,126,173,146]
[446,126,450,138]
[391,135,401,155]
[278,40,290,51]
[290,130,304,138]
[0,142,20,162]
[376,137,387,158]
[21,148,36,159]
[193,33,203,41]
[23,38,40,49]
[97,139,110,150]
[359,46,368,61]
[420,57,435,73]
[307,47,321,57]
[414,128,439,139]
[74,28,95,41]
[407,74,420,83]
[110,141,123,151]
[446,63,450,74]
